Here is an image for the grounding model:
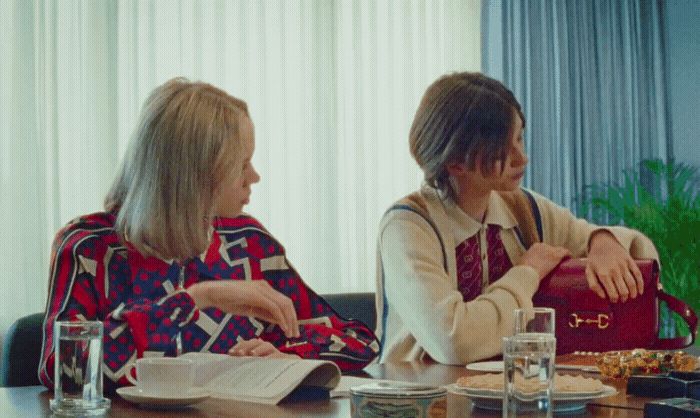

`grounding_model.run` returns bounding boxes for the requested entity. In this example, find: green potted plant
[576,159,700,344]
